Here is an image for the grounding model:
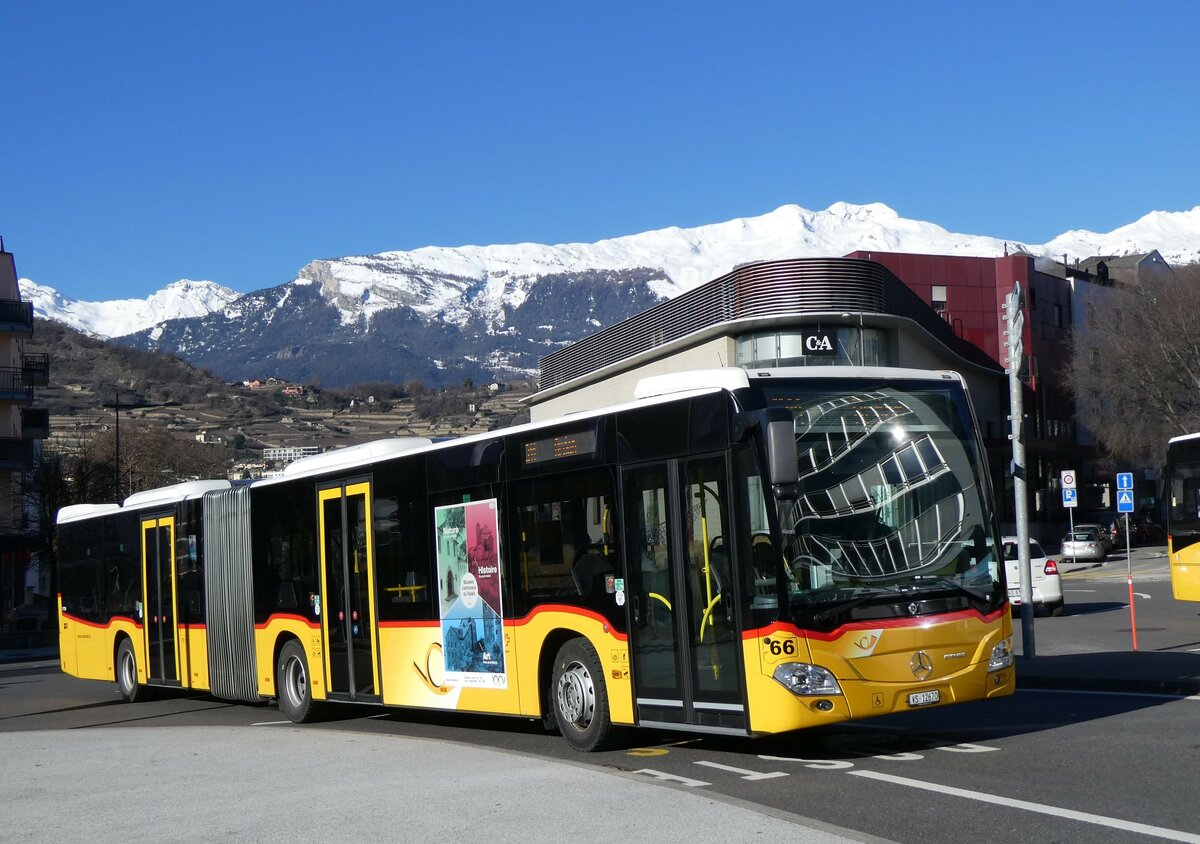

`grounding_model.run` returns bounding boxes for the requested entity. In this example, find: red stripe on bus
[381,605,628,640]
[254,613,321,630]
[505,604,629,640]
[59,612,142,631]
